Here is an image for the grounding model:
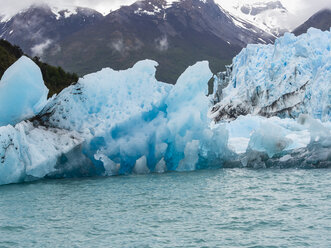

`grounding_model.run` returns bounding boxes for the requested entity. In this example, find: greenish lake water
[0,168,330,247]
